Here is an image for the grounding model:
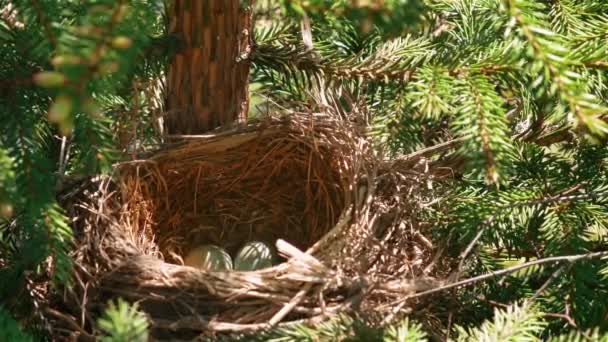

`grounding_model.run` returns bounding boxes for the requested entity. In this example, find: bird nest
[49,112,450,340]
